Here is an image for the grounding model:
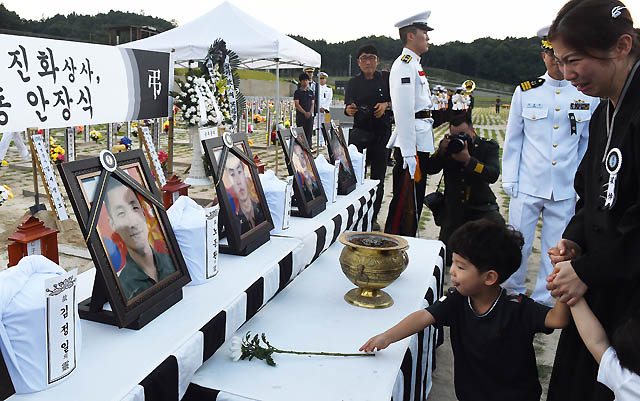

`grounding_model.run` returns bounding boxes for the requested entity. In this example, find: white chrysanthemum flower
[229,336,242,362]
